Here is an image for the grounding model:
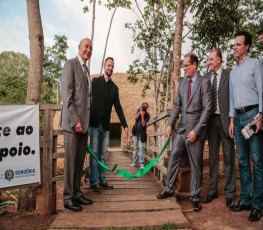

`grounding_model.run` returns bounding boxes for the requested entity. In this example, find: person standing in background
[130,102,150,169]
